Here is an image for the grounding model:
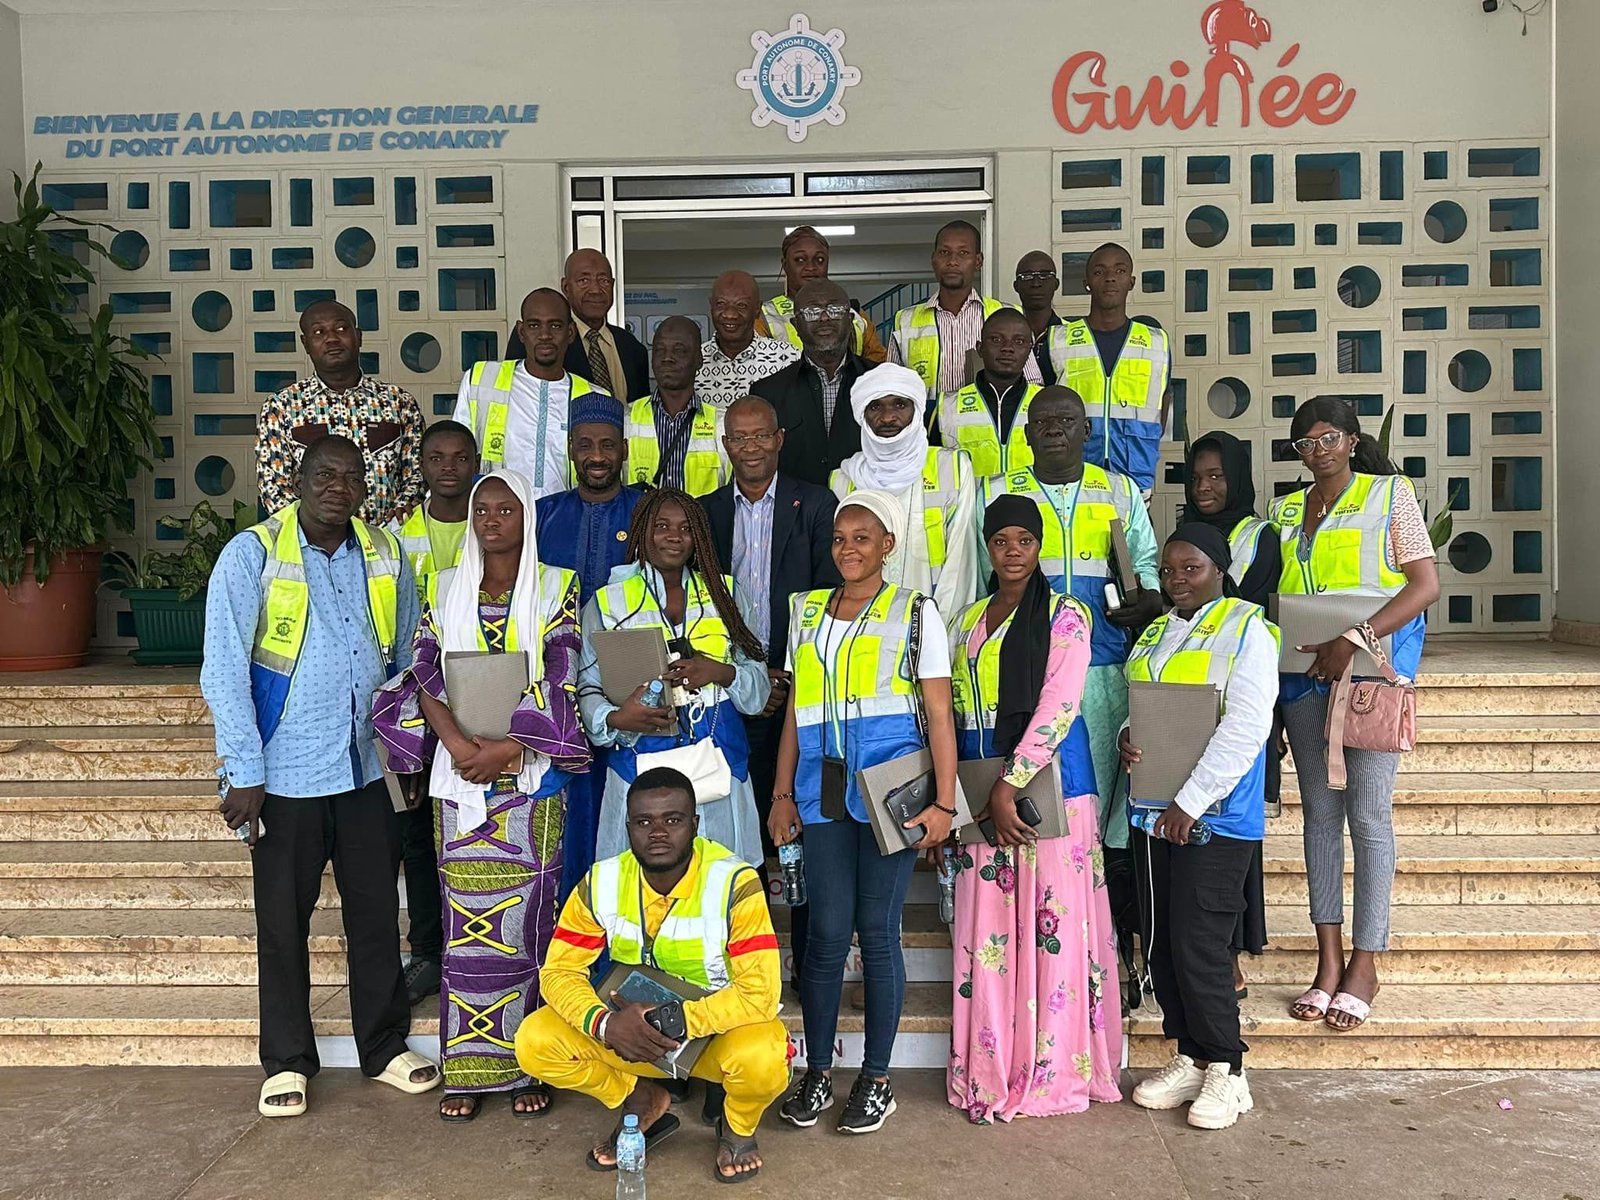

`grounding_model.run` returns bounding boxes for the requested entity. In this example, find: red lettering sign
[1051,1,1355,134]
